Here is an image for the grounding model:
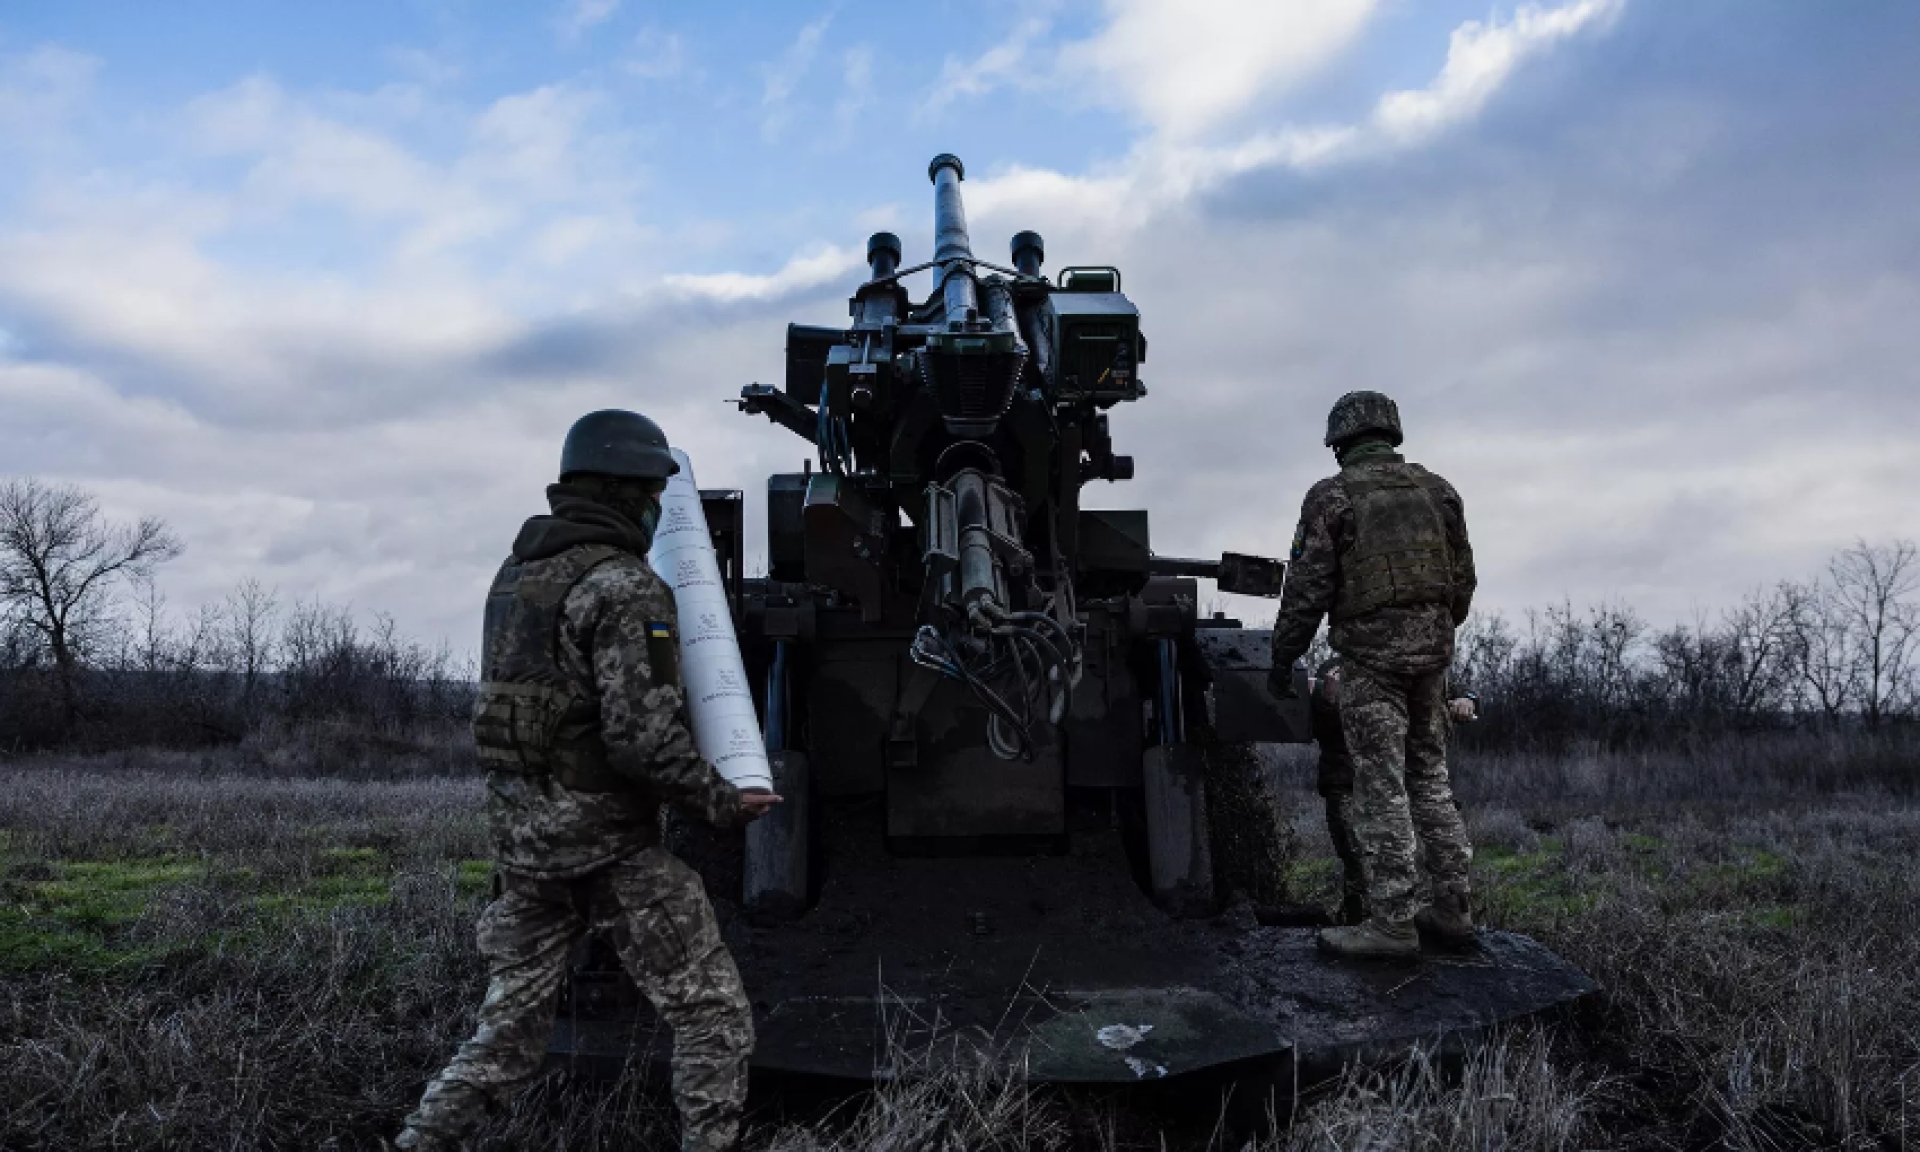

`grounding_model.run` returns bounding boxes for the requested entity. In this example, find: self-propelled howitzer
[549,155,1599,1087]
